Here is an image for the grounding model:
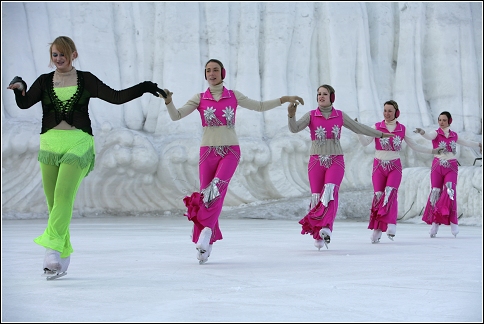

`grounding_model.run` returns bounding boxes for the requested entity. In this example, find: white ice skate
[197,244,213,265]
[429,222,439,238]
[319,228,331,249]
[43,248,70,280]
[450,223,459,238]
[314,239,325,251]
[371,229,382,244]
[387,224,396,241]
[196,227,212,255]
